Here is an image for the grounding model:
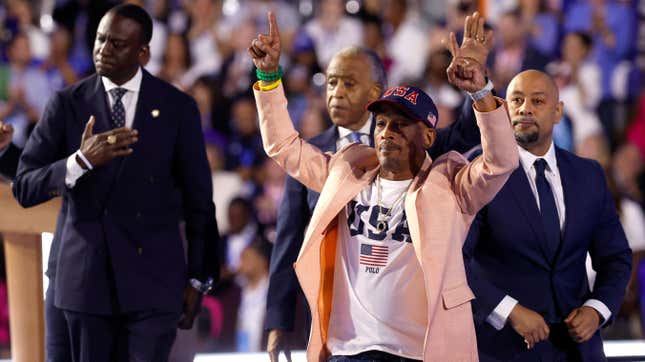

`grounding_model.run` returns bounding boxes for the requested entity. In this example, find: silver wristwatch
[468,79,494,101]
[190,277,214,294]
